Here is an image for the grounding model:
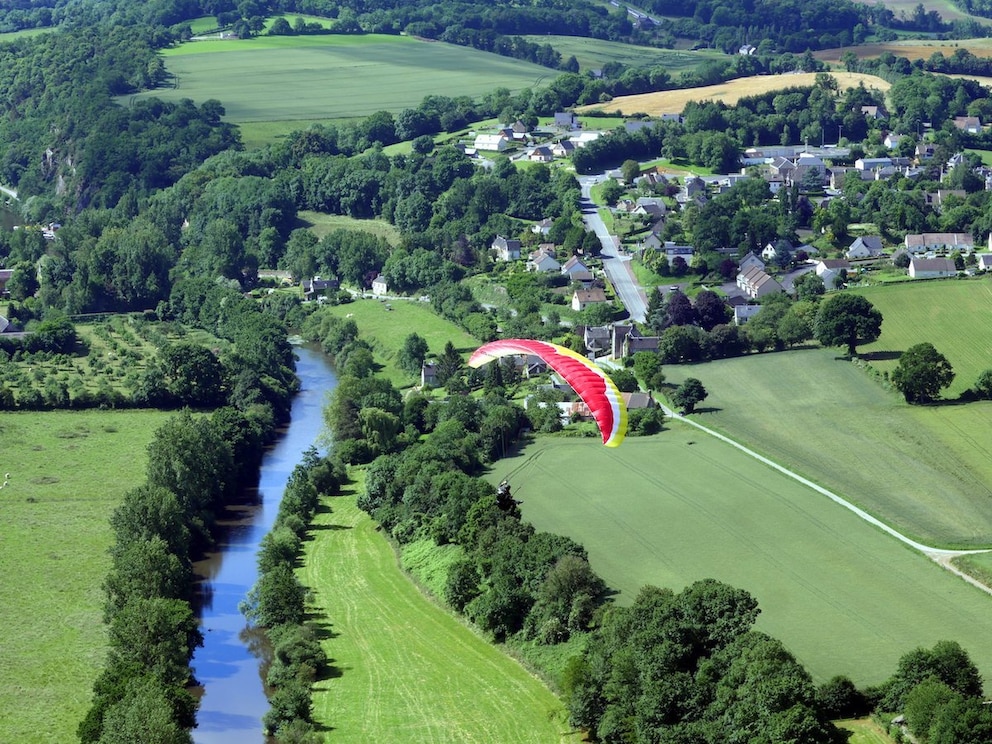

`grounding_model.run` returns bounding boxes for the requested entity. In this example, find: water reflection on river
[192,344,336,743]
